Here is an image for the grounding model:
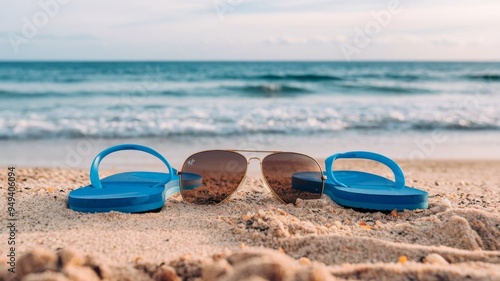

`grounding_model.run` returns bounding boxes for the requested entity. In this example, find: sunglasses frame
[177,149,326,205]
